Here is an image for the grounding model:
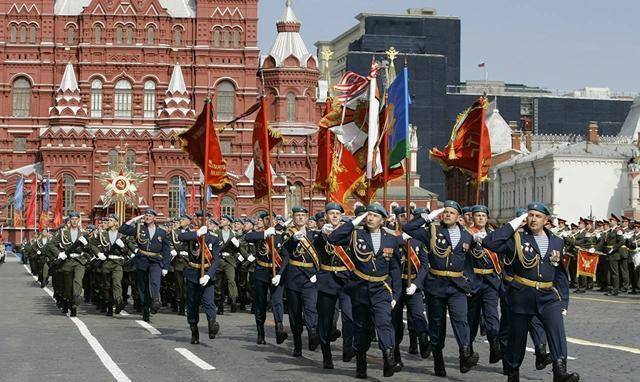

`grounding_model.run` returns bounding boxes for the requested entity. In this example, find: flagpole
[403,62,412,281]
[476,96,486,205]
[200,99,212,278]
